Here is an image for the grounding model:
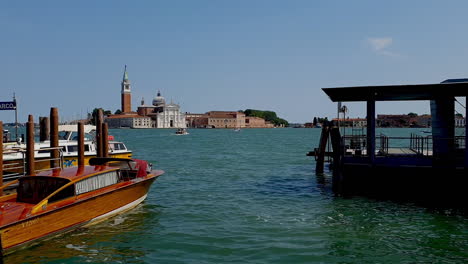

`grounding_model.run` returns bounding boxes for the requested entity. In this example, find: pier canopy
[322,79,468,102]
